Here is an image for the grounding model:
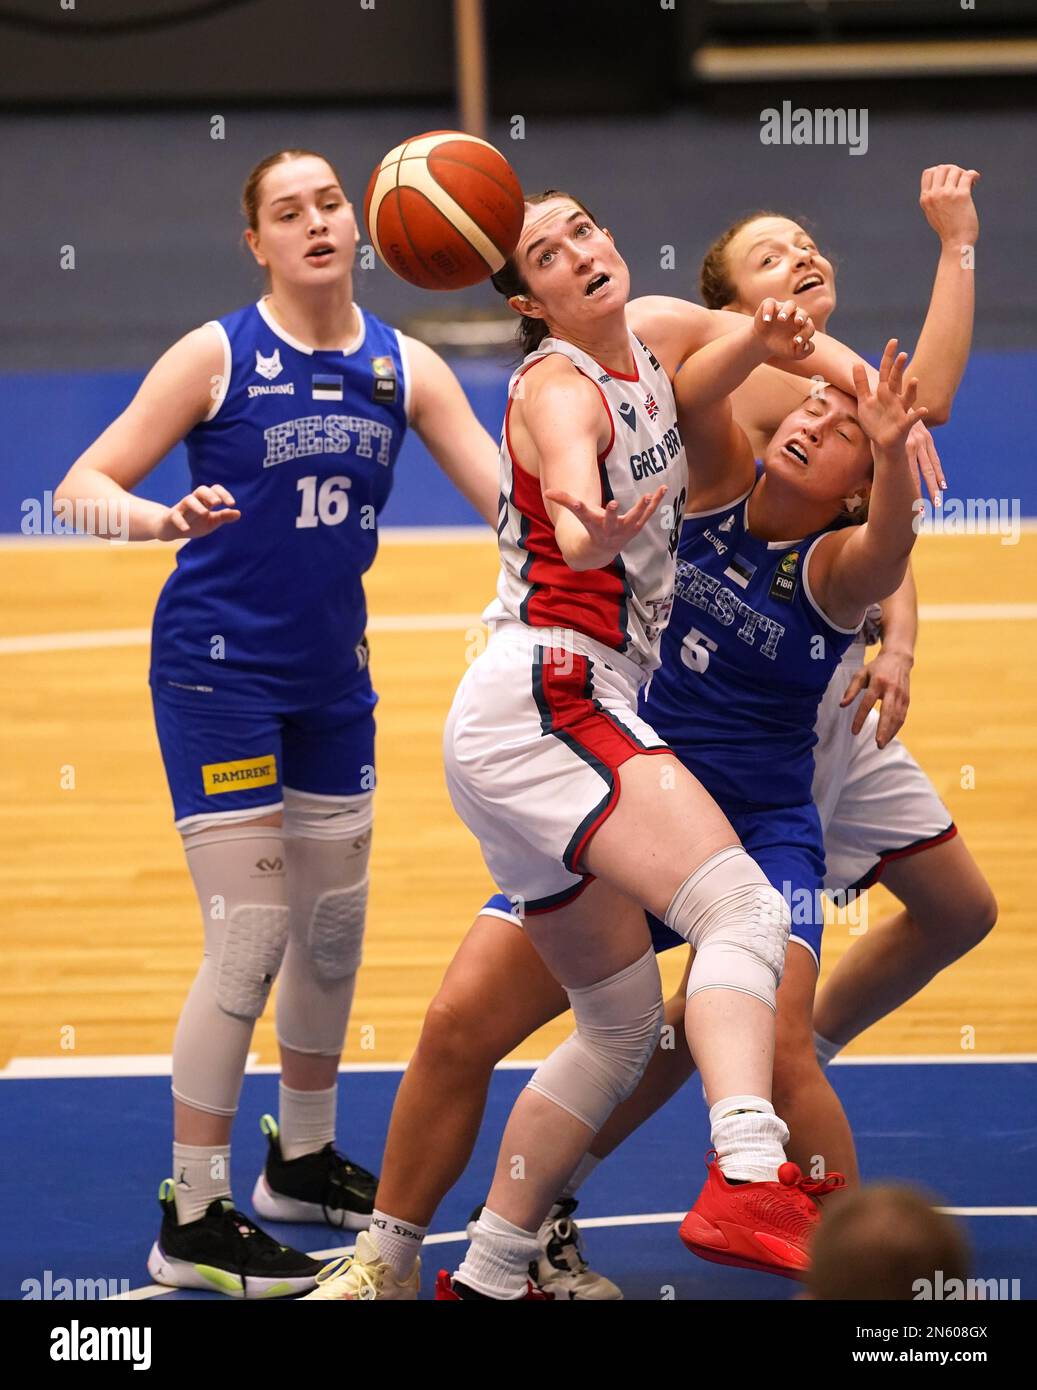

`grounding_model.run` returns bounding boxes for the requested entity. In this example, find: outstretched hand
[543,484,667,558]
[851,340,927,453]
